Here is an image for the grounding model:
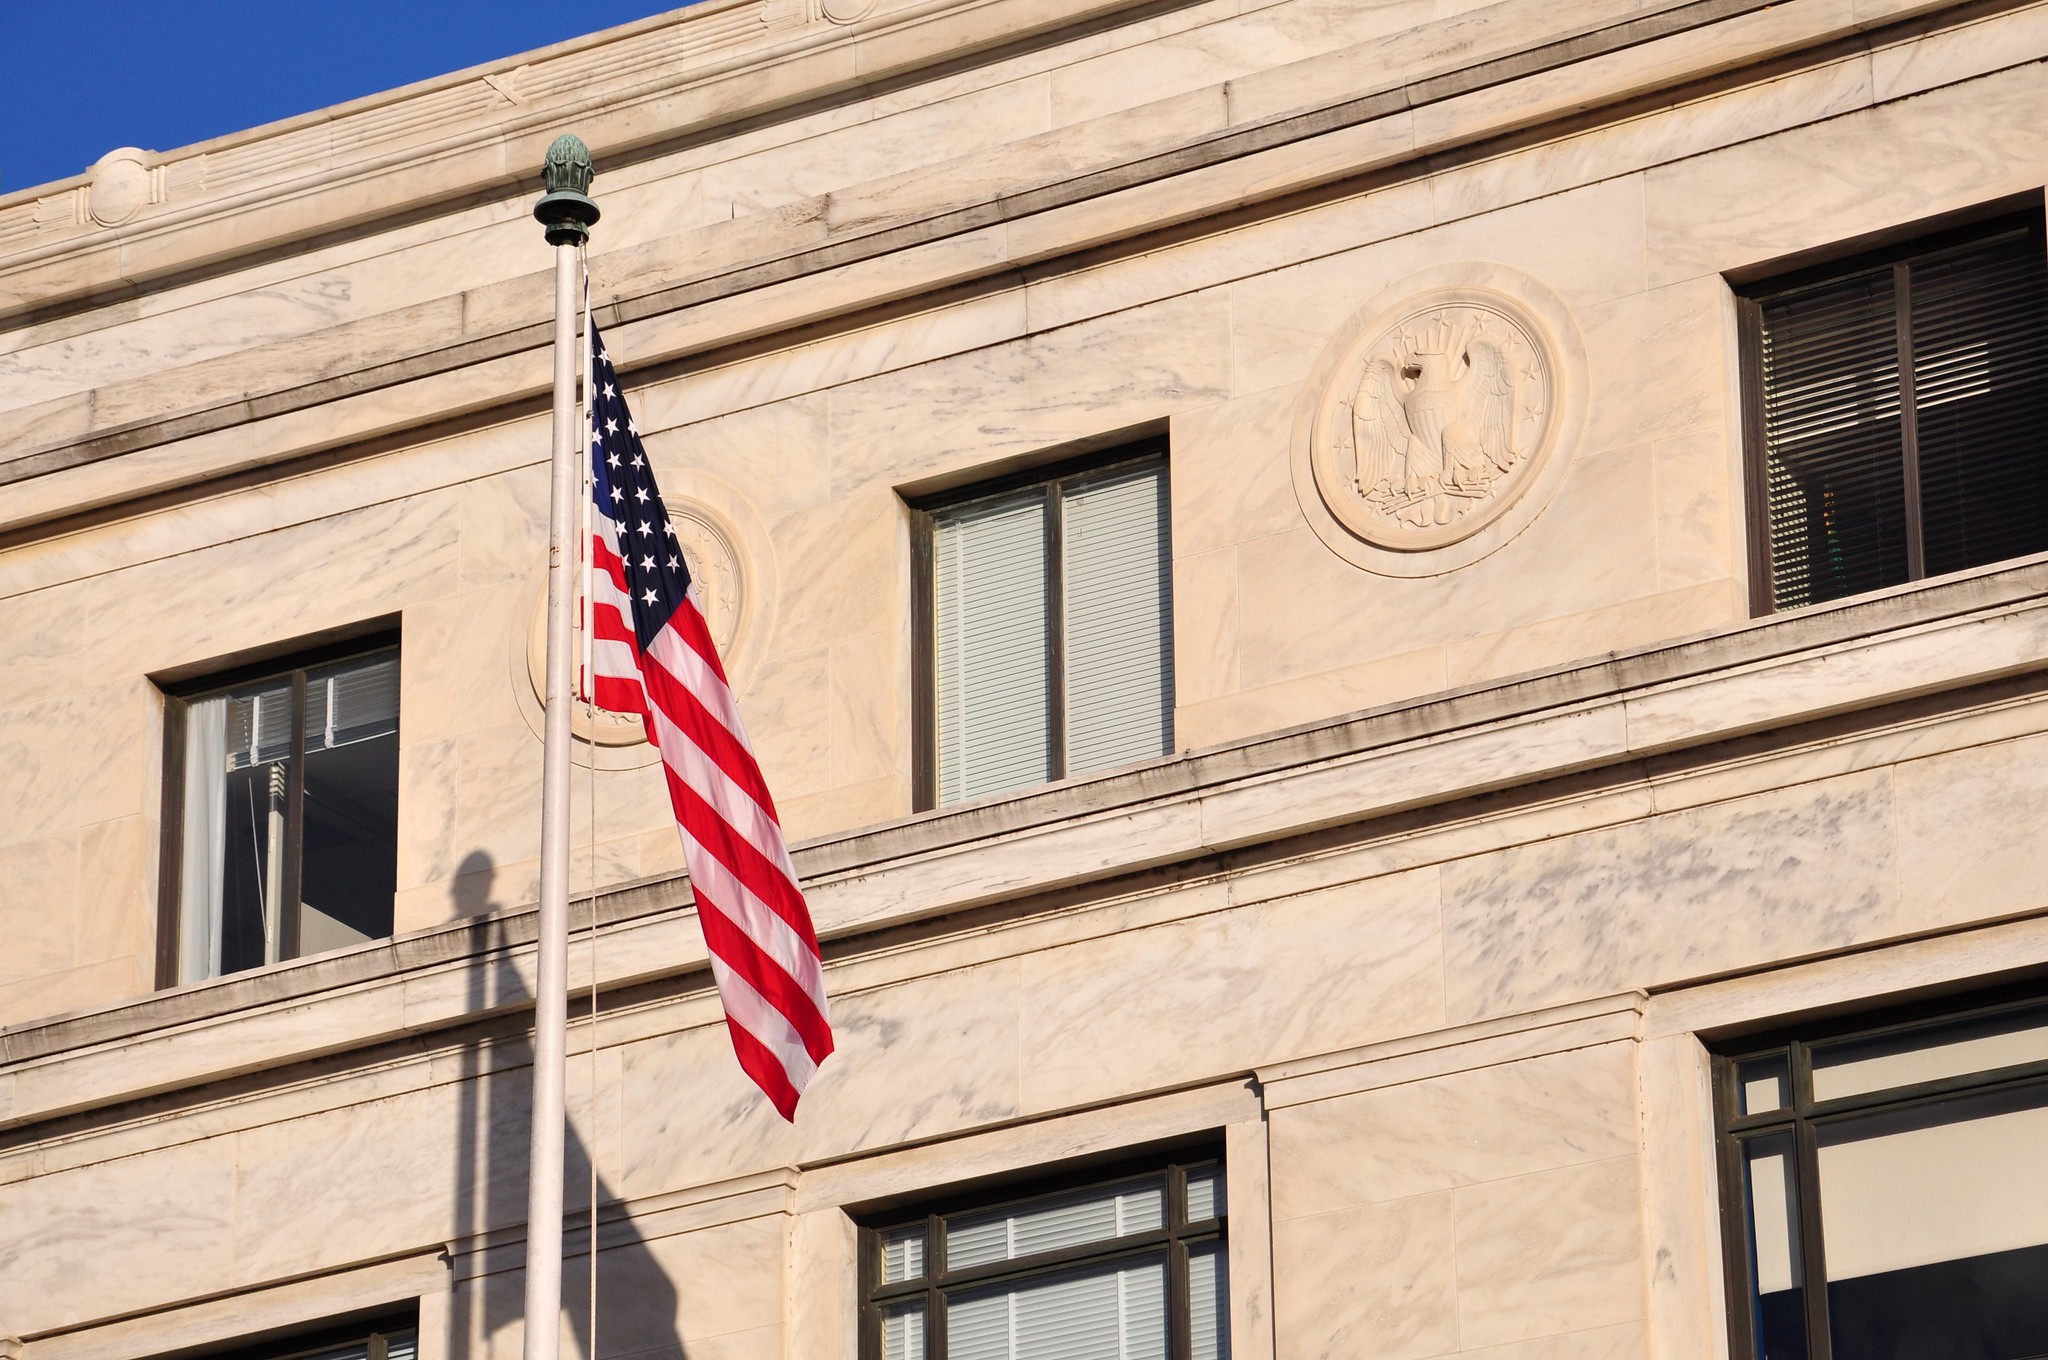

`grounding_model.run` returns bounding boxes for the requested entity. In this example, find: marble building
[8,0,2048,1358]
